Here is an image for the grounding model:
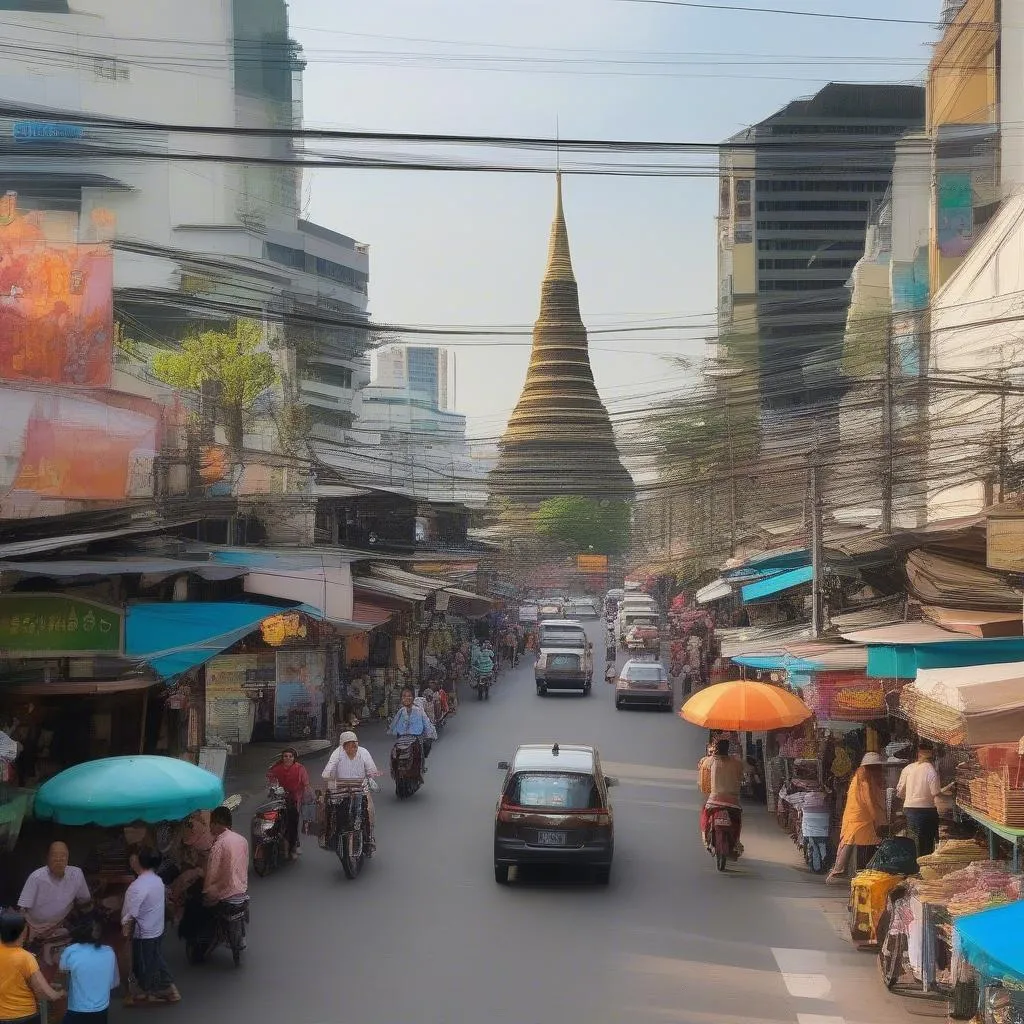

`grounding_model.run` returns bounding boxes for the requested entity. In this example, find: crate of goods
[849,869,904,942]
